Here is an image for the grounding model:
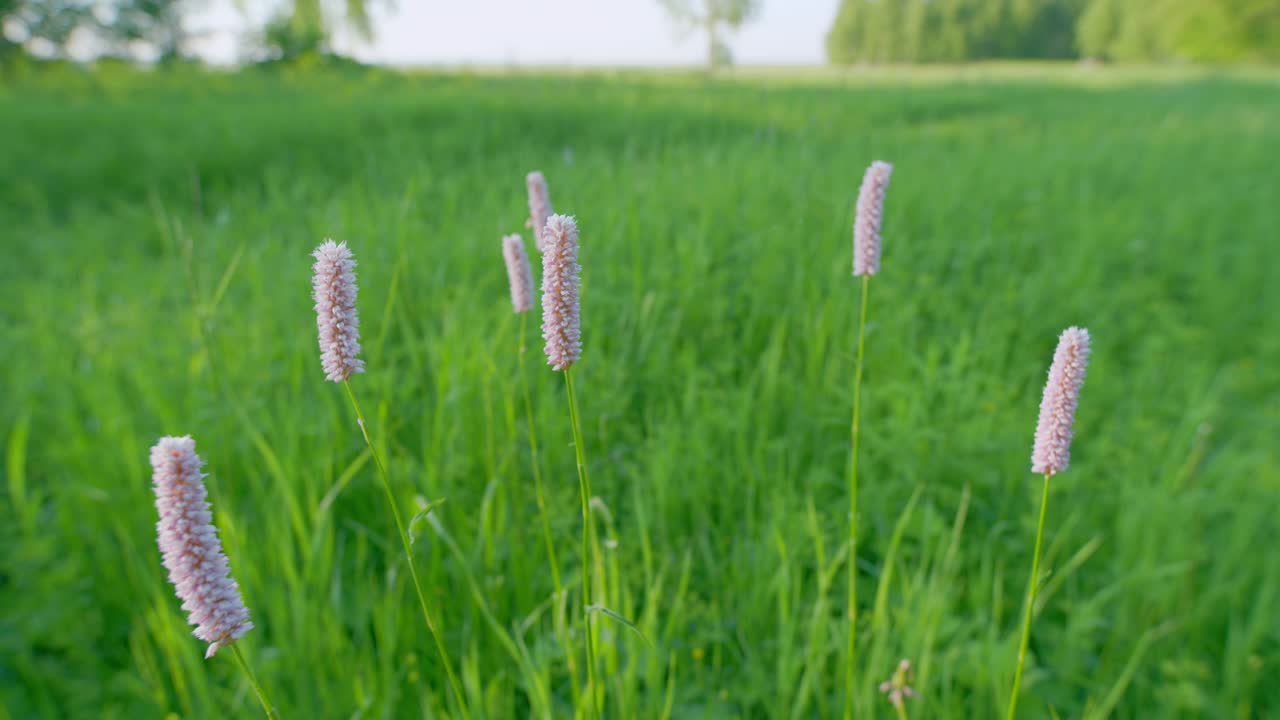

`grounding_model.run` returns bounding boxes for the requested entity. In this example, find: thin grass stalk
[341,380,469,719]
[894,703,909,720]
[518,311,583,699]
[1007,474,1050,720]
[845,274,870,718]
[564,367,602,720]
[230,644,278,720]
[425,513,552,718]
